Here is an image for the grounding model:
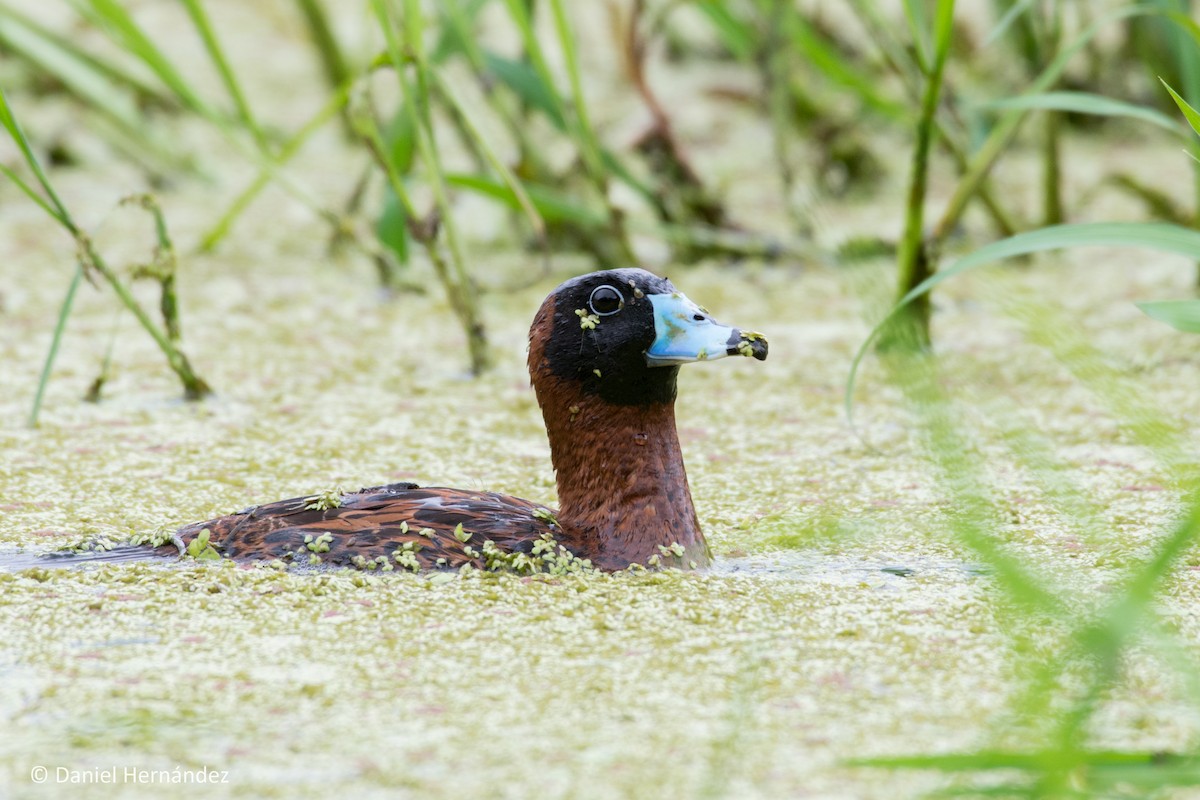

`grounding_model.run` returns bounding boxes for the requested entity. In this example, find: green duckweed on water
[2,239,1199,797]
[2,4,1200,797]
